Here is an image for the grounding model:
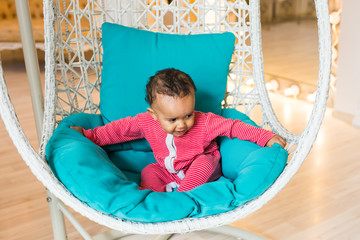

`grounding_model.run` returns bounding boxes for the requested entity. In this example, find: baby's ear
[147,107,158,120]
